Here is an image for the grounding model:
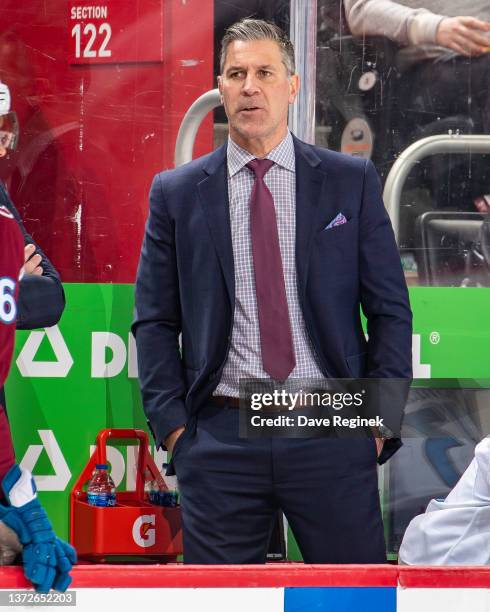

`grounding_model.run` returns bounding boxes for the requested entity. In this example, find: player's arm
[358,160,412,379]
[0,209,24,387]
[0,183,65,330]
